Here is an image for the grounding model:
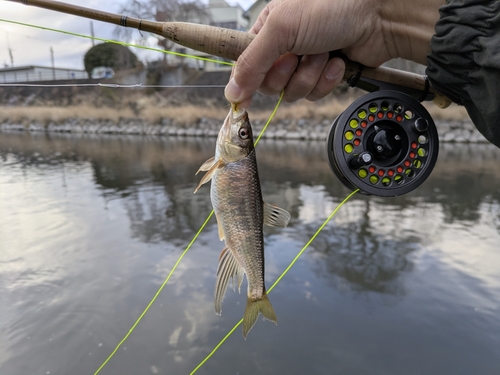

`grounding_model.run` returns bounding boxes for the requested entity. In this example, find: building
[244,0,271,29]
[168,0,249,71]
[0,65,87,83]
[208,0,248,31]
